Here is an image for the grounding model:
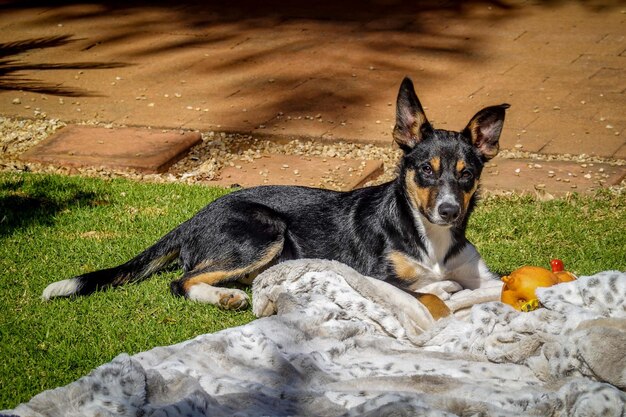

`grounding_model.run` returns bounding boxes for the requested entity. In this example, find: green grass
[1,172,625,409]
[467,192,626,276]
[0,172,254,408]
